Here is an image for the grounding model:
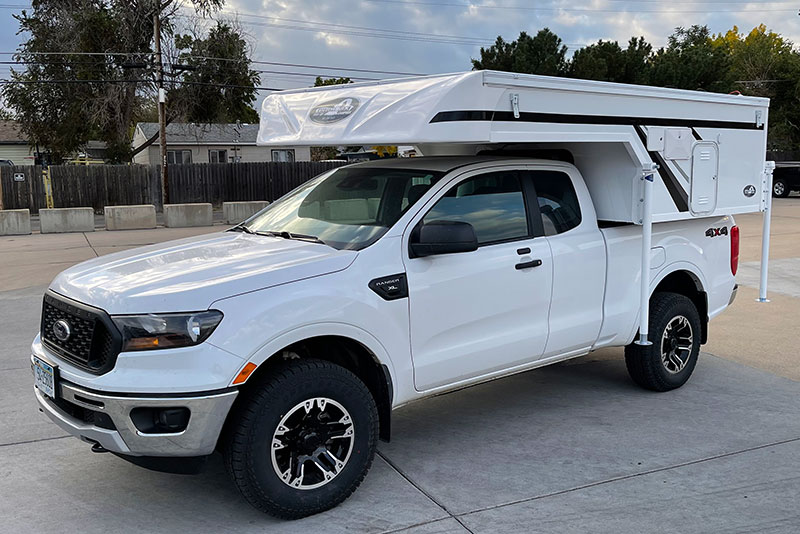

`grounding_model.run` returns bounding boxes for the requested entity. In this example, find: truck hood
[49,231,357,314]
